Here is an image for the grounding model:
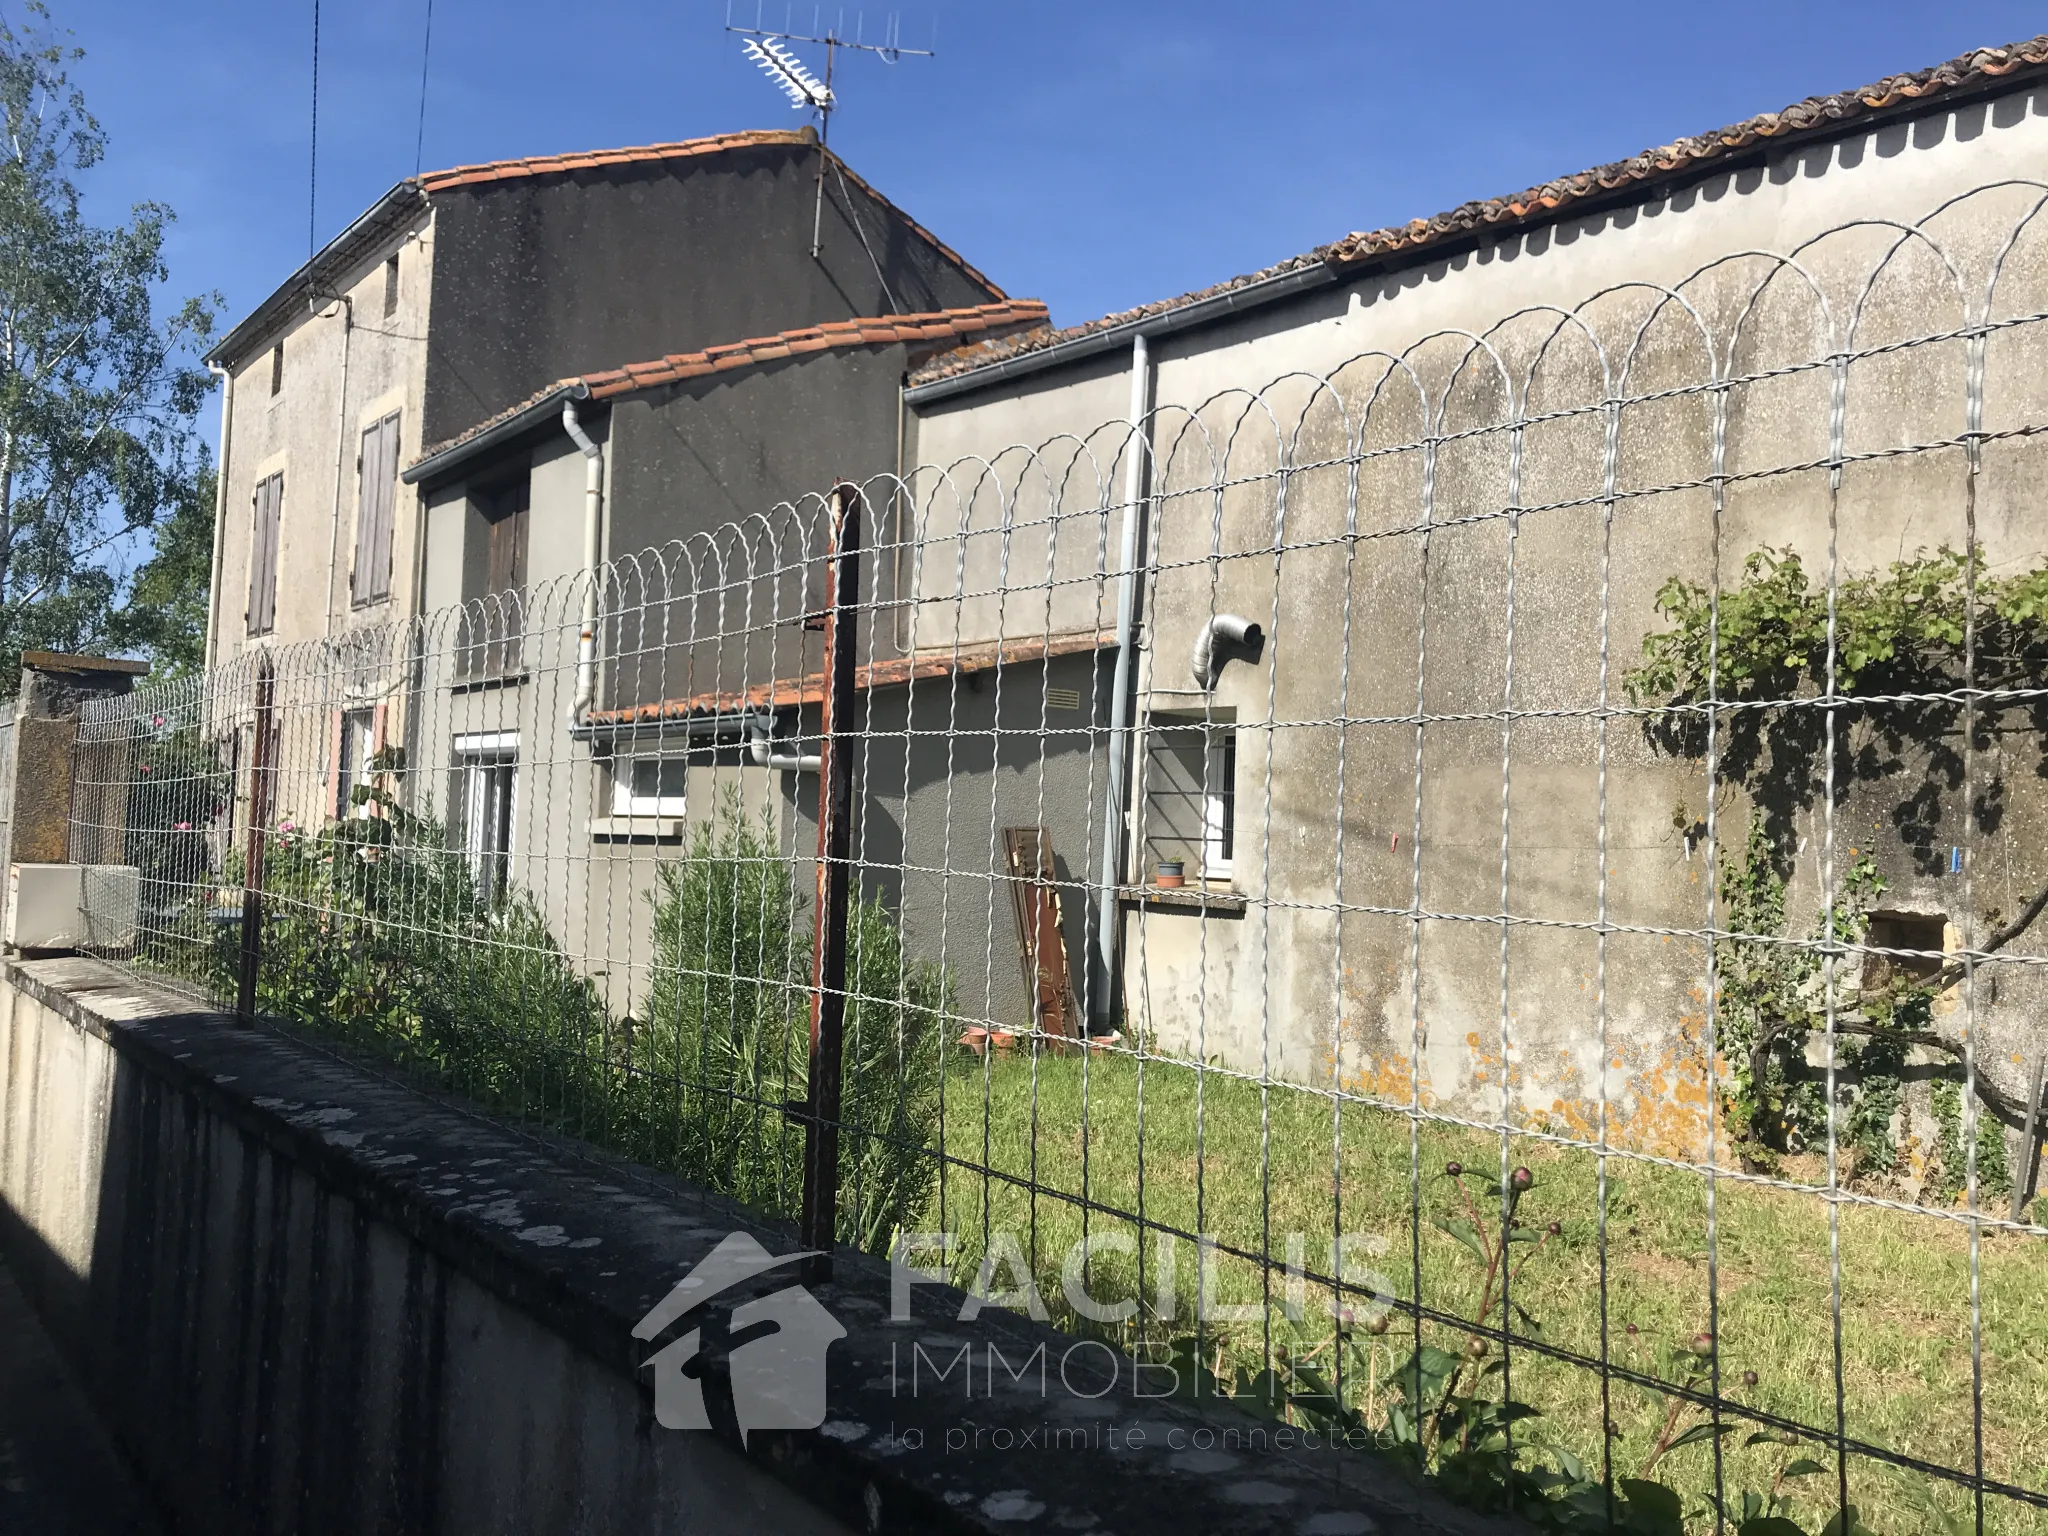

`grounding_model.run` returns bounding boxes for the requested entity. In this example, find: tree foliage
[0,3,216,680]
